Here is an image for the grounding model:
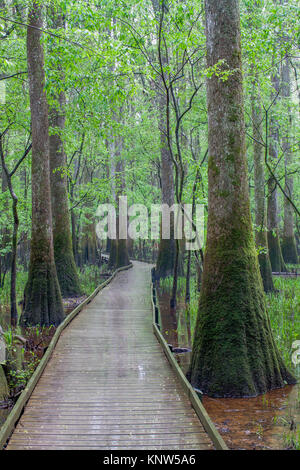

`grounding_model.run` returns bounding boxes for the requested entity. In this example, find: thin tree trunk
[188,0,295,397]
[0,138,20,326]
[0,165,10,289]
